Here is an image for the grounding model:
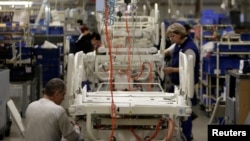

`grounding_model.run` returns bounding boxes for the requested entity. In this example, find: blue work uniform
[170,36,199,86]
